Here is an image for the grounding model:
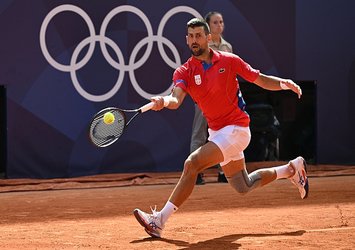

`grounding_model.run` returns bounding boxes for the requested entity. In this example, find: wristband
[280,82,290,90]
[163,96,171,107]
